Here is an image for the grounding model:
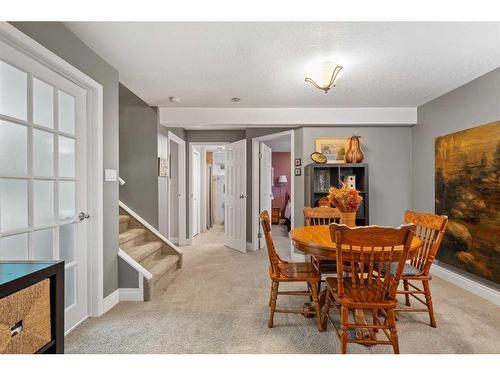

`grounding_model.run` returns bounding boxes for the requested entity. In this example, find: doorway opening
[190,143,227,242]
[252,130,294,258]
